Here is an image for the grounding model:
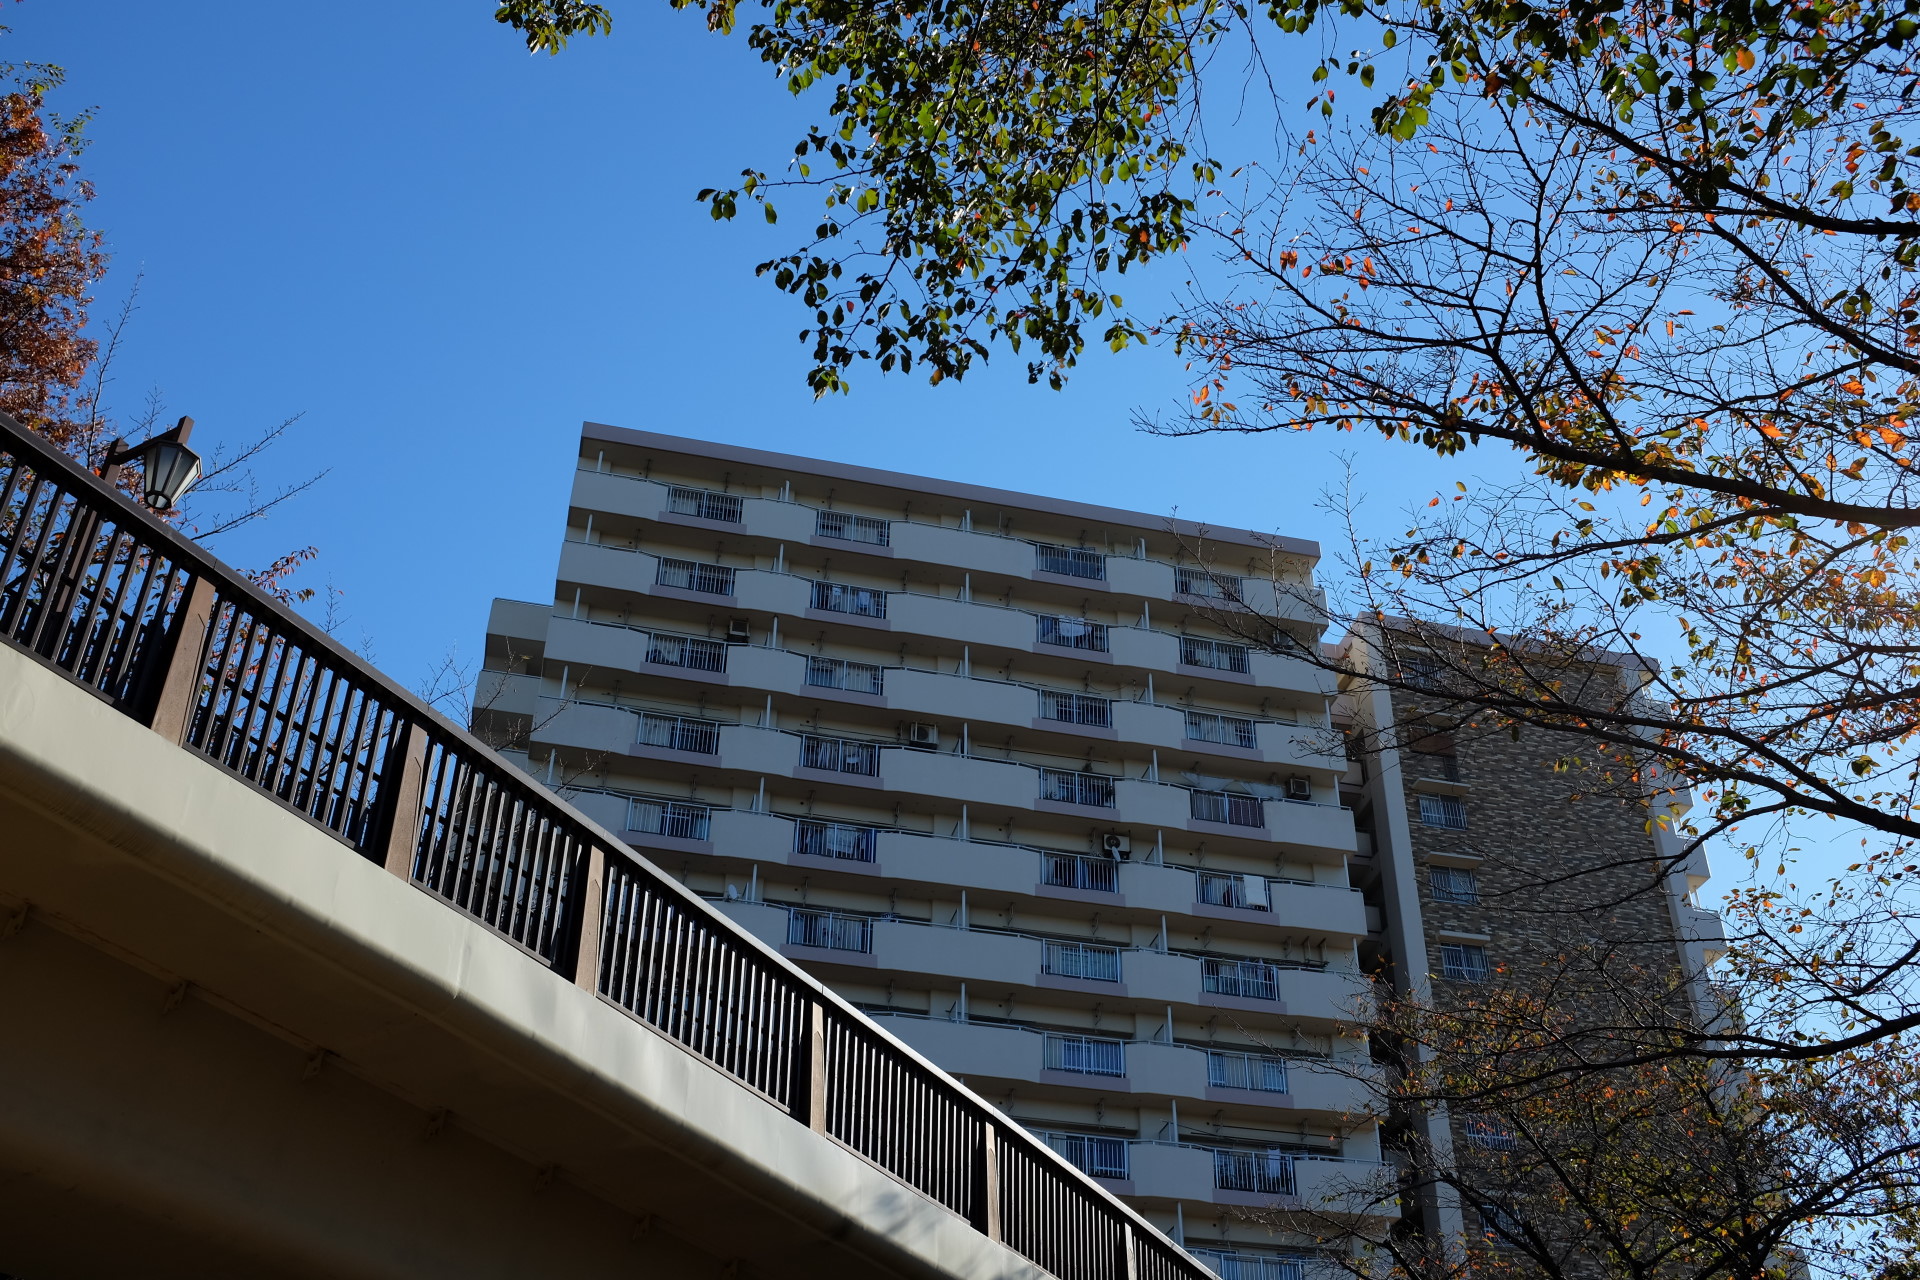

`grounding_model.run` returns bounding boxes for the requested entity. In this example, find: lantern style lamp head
[105,416,203,512]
